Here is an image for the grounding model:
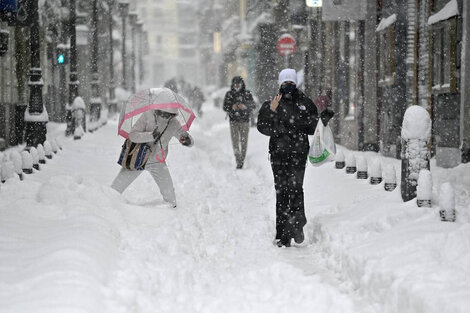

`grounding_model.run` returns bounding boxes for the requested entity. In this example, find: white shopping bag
[308,122,336,166]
